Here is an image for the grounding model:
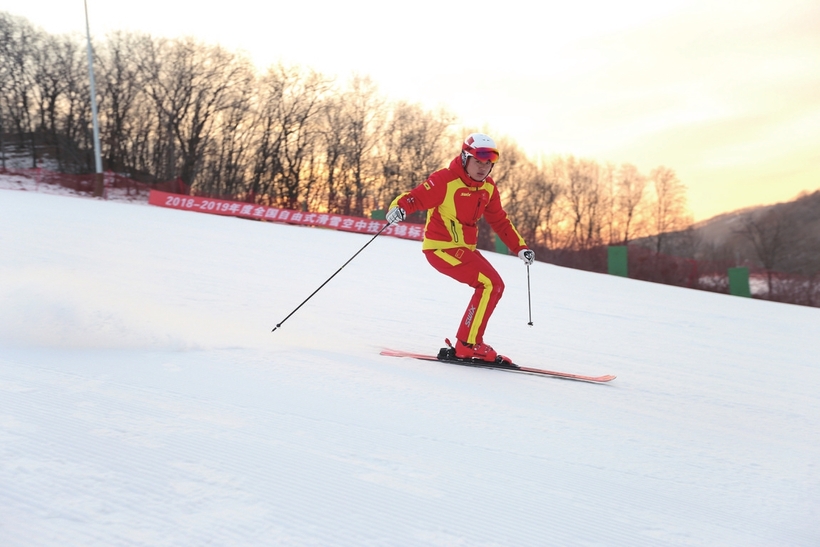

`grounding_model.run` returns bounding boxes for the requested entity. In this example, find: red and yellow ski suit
[391,156,528,345]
